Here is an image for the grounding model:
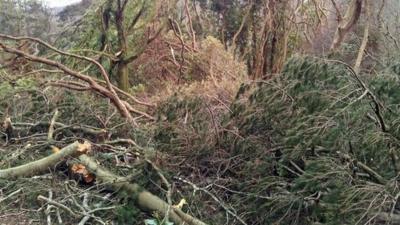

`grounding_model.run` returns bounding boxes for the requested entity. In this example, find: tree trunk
[78,154,208,225]
[251,0,288,79]
[0,142,90,179]
[116,61,130,92]
[115,0,130,91]
[330,0,363,51]
[354,0,370,74]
